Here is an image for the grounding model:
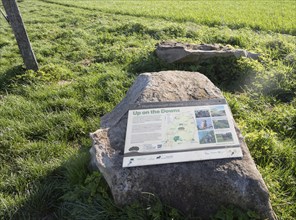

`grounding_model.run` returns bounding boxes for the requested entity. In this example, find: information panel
[123,99,242,167]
